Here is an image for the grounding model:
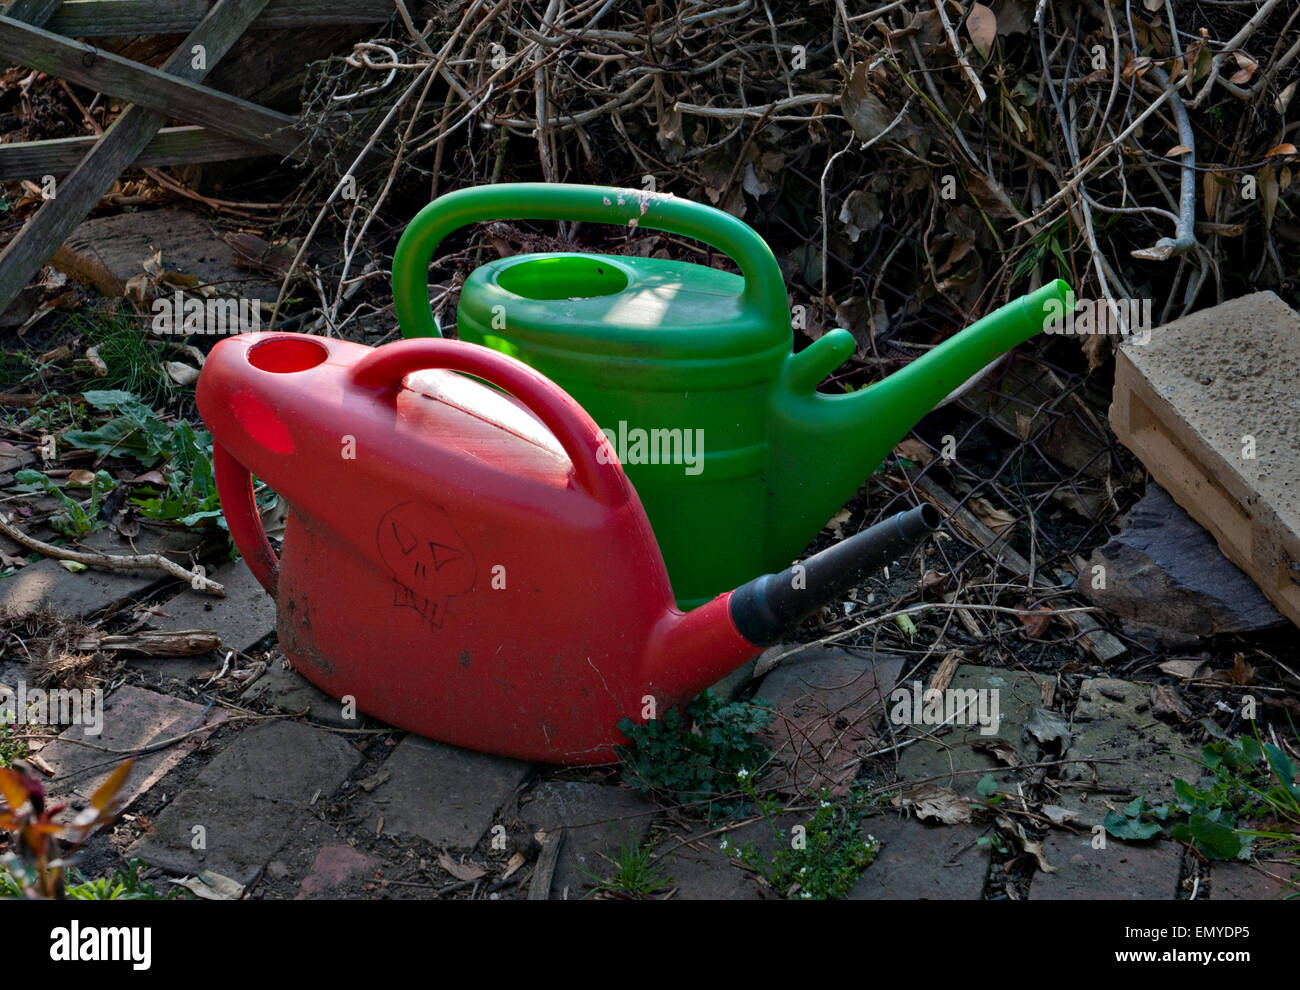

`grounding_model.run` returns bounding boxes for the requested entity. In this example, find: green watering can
[393,183,1071,608]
